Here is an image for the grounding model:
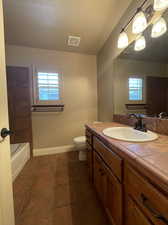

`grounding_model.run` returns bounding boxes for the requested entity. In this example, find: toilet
[73,136,86,161]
